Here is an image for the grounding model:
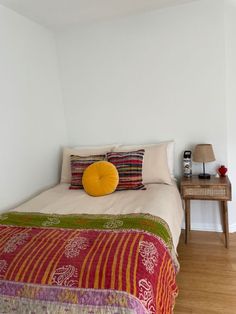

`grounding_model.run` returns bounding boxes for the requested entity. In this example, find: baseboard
[190,223,223,232]
[229,223,236,232]
[182,222,236,233]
